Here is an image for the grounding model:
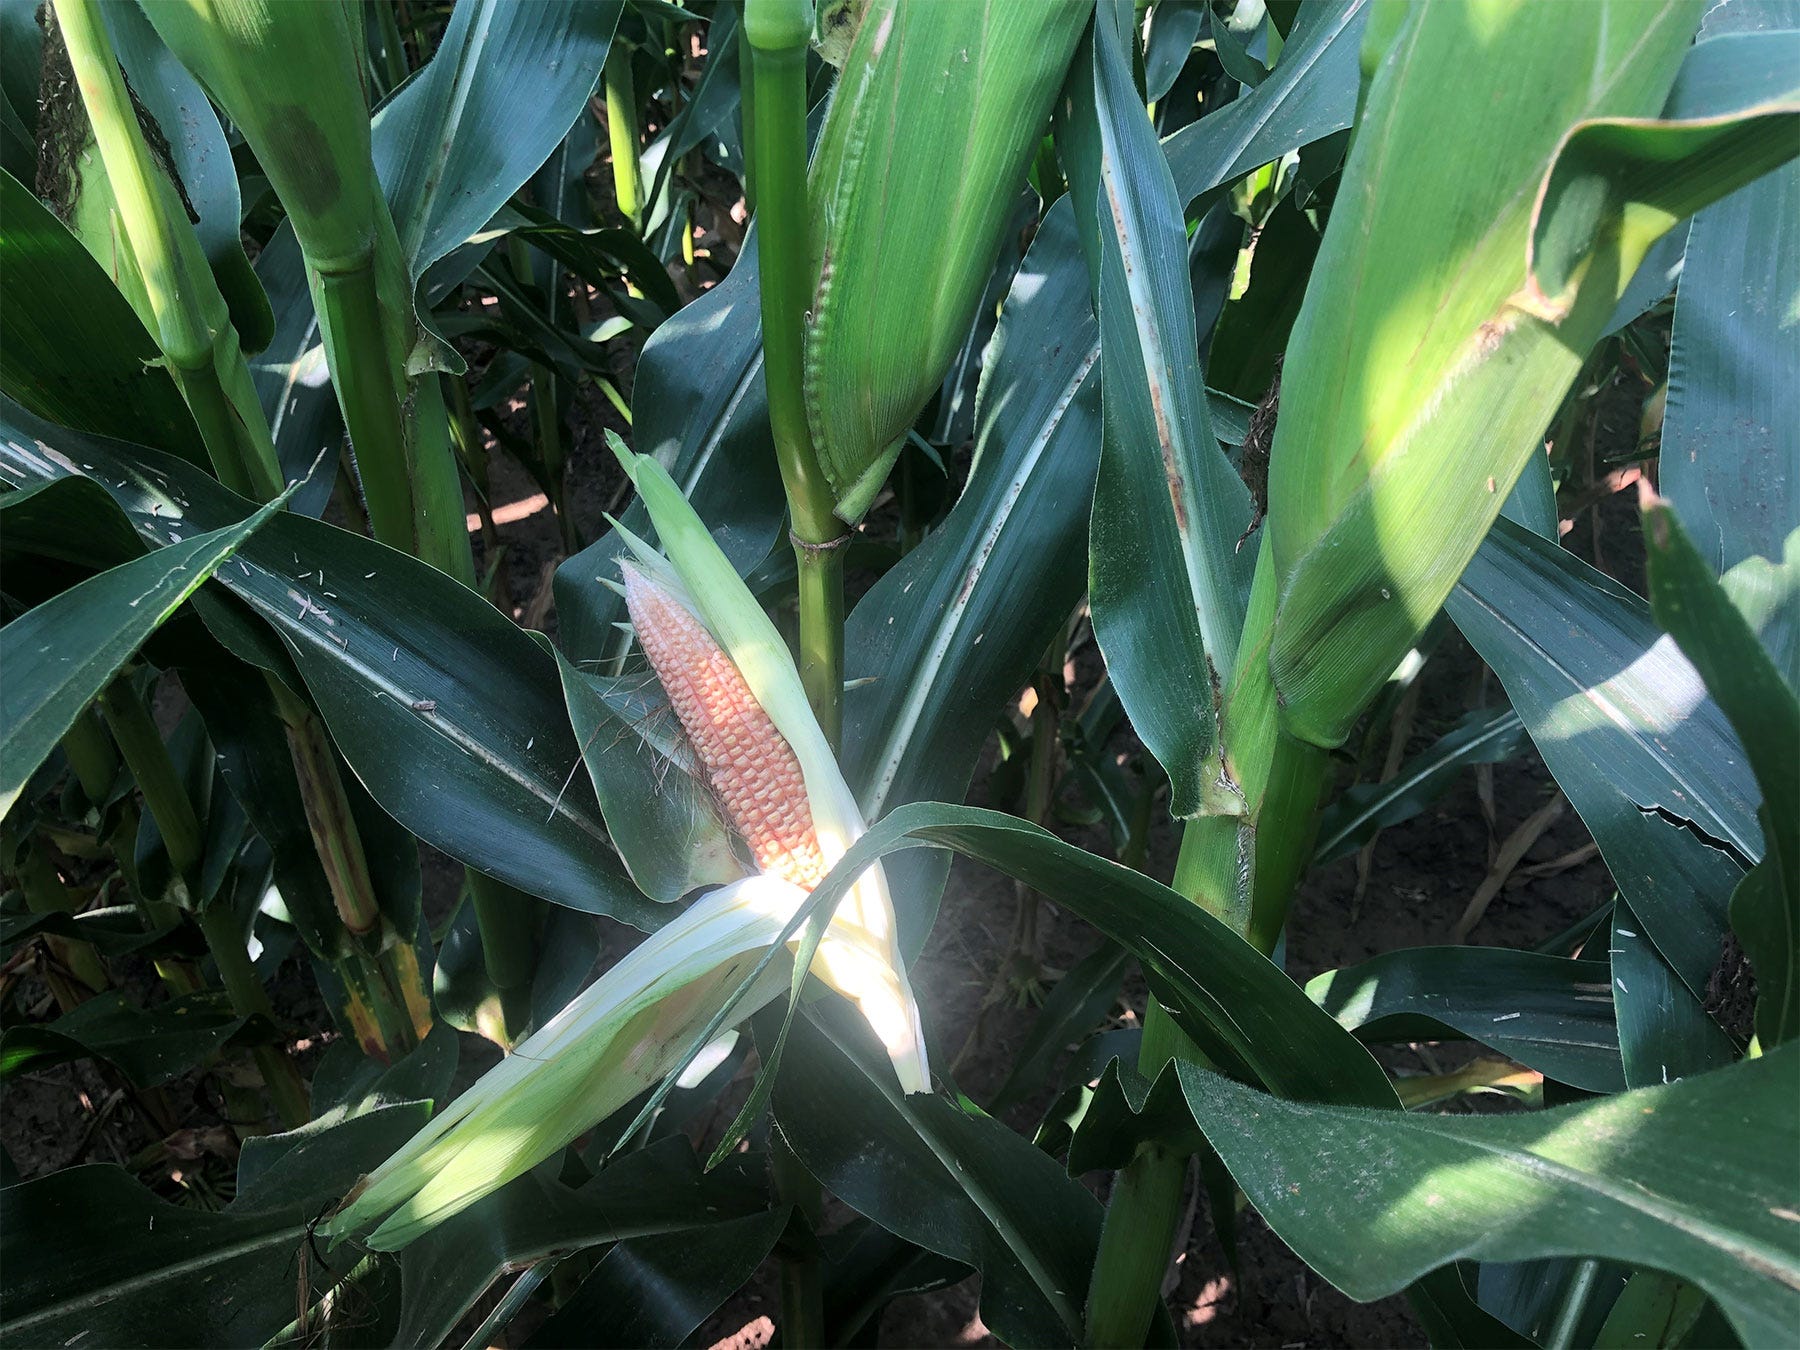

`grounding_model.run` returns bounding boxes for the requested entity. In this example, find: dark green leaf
[0,170,204,462]
[527,1208,787,1349]
[990,941,1130,1112]
[775,1006,1101,1348]
[0,402,657,928]
[1061,11,1257,818]
[1312,708,1525,865]
[375,0,625,281]
[0,492,283,816]
[1644,498,1799,1046]
[1307,947,1625,1092]
[1448,517,1756,997]
[0,1106,428,1348]
[1610,899,1737,1089]
[0,990,267,1089]
[390,1138,768,1348]
[553,233,784,669]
